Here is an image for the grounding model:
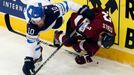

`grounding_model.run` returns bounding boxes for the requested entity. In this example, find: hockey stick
[33,29,77,75]
[4,14,74,53]
[5,14,26,37]
[4,13,76,74]
[5,13,97,75]
[4,14,55,47]
[33,18,90,74]
[64,49,80,56]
